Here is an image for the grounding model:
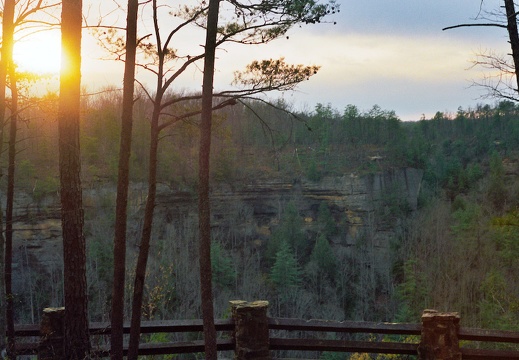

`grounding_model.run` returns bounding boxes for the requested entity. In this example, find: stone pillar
[418,309,462,360]
[230,300,271,360]
[38,307,65,360]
